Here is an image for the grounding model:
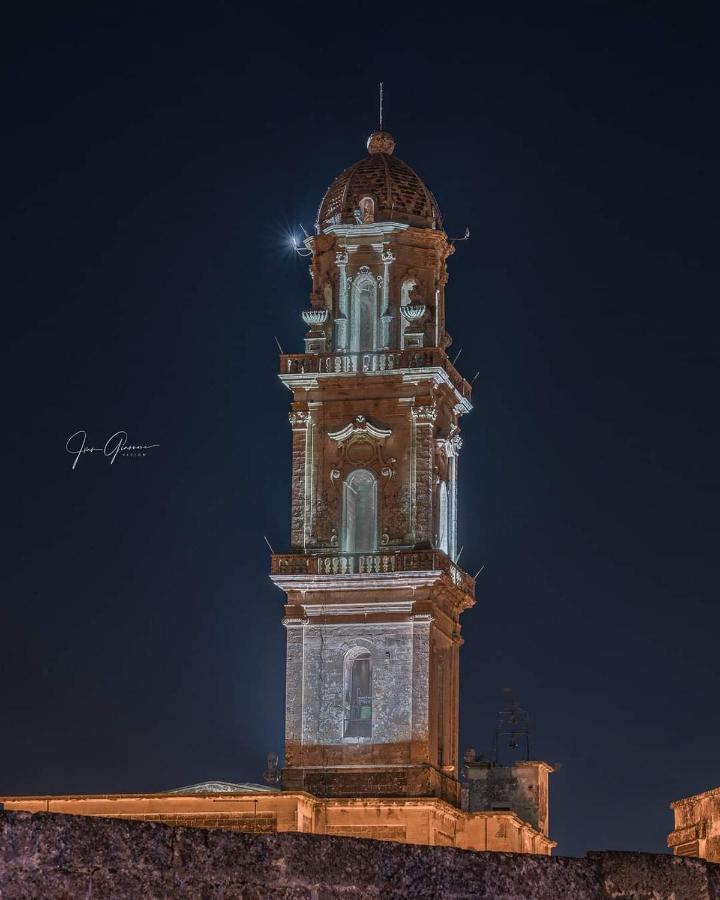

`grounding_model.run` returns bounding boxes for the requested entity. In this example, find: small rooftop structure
[668,785,720,862]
